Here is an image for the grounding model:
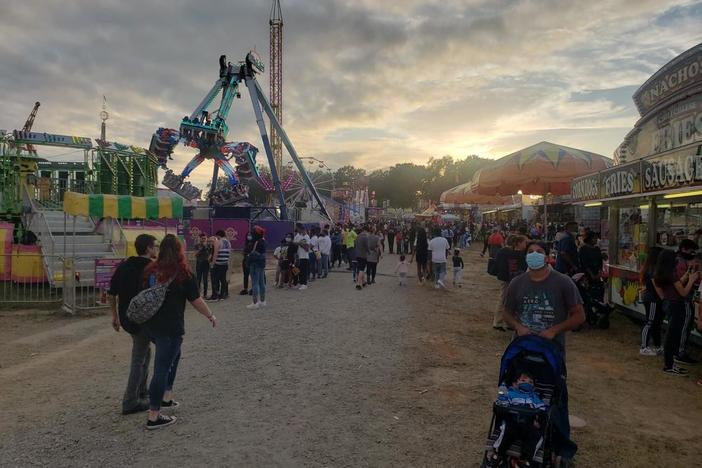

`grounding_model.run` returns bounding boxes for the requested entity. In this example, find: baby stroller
[571,272,612,329]
[481,336,569,468]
